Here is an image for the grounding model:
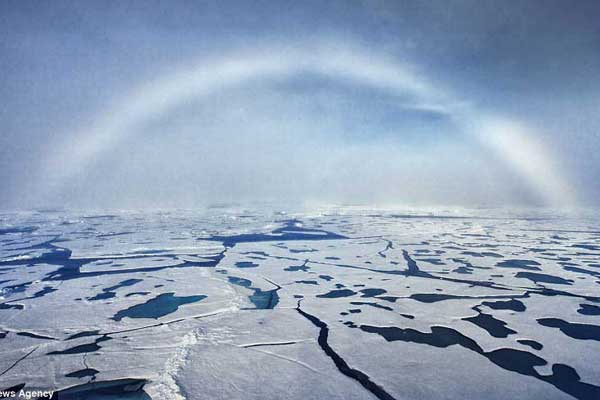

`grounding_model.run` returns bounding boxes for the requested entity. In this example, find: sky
[1,0,599,209]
